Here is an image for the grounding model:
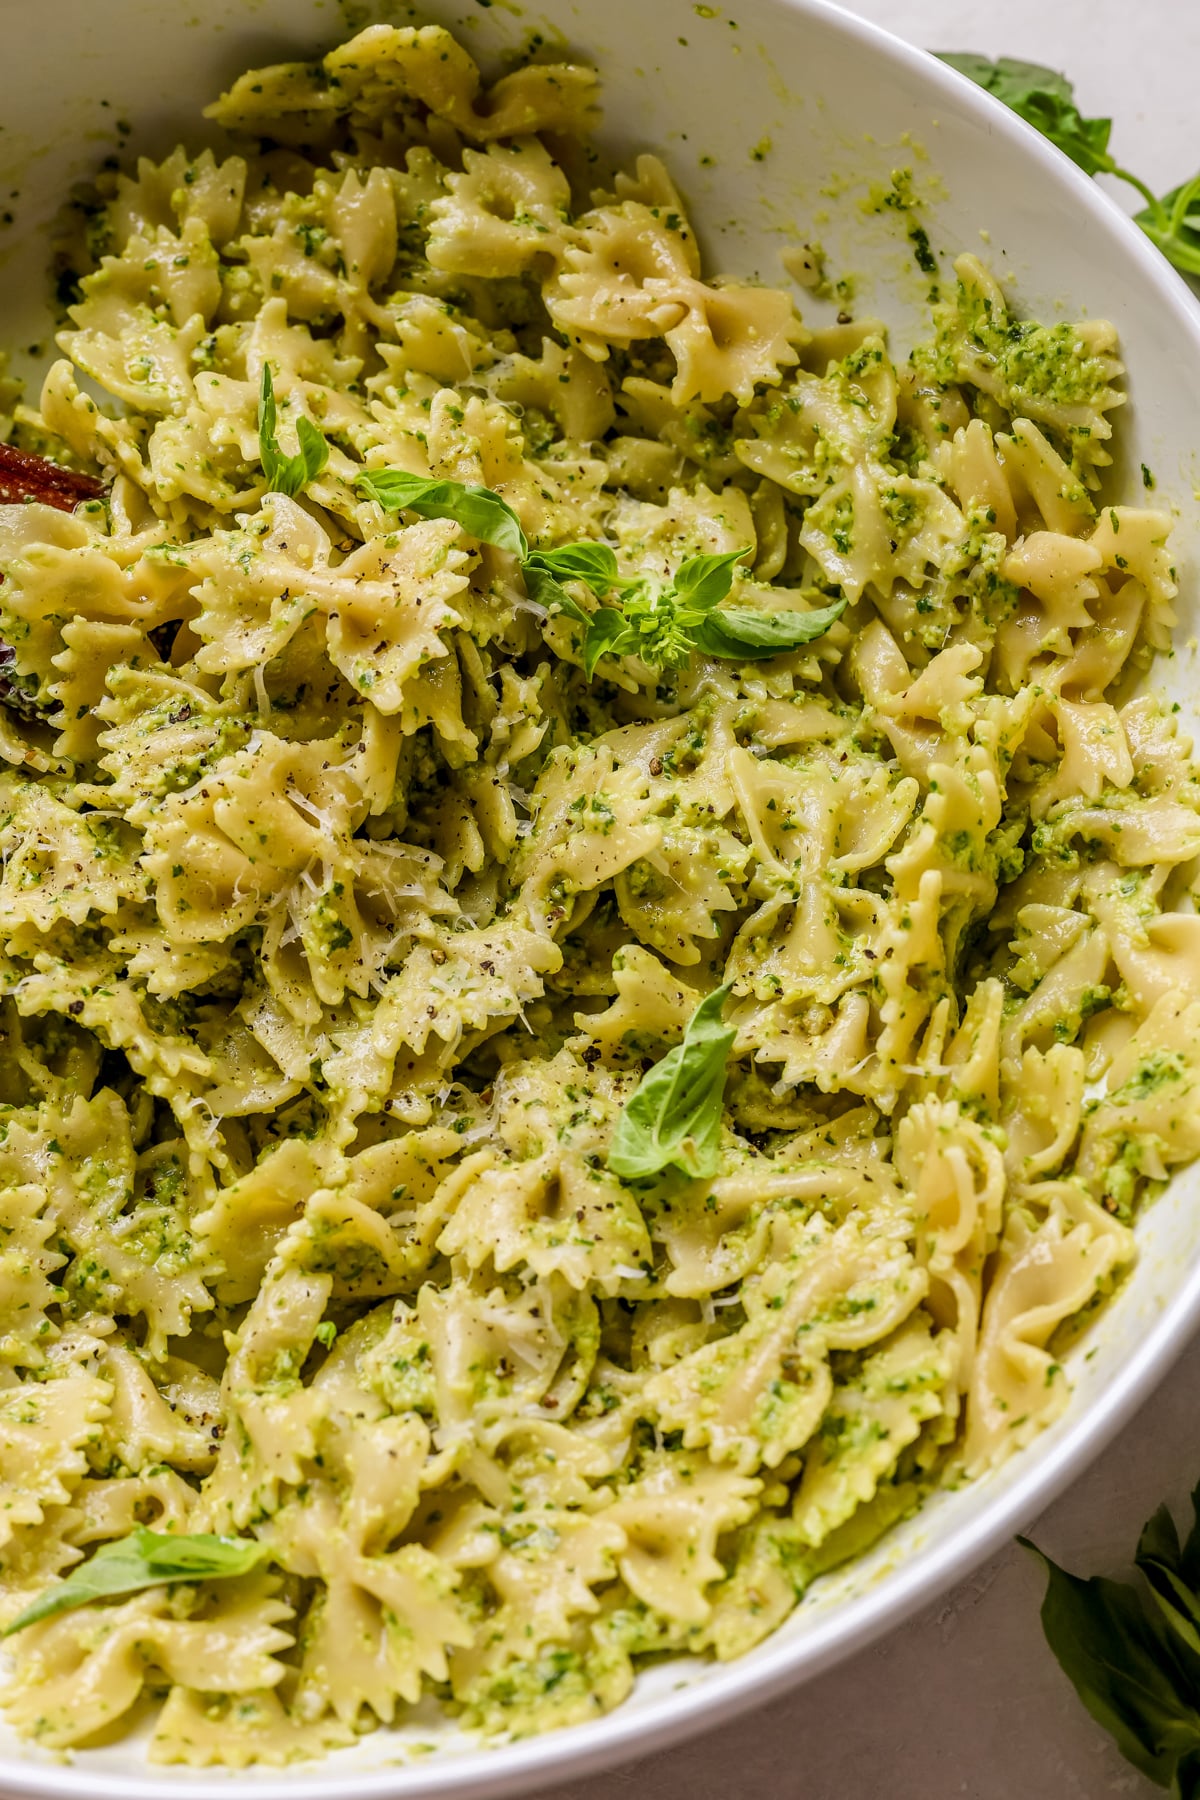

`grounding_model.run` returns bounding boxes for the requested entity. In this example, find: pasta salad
[0,16,1195,1766]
